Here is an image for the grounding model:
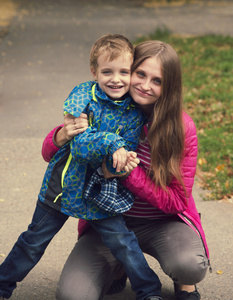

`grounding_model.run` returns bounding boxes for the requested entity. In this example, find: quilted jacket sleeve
[121,114,198,214]
[70,114,144,172]
[70,128,126,168]
[41,125,63,162]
